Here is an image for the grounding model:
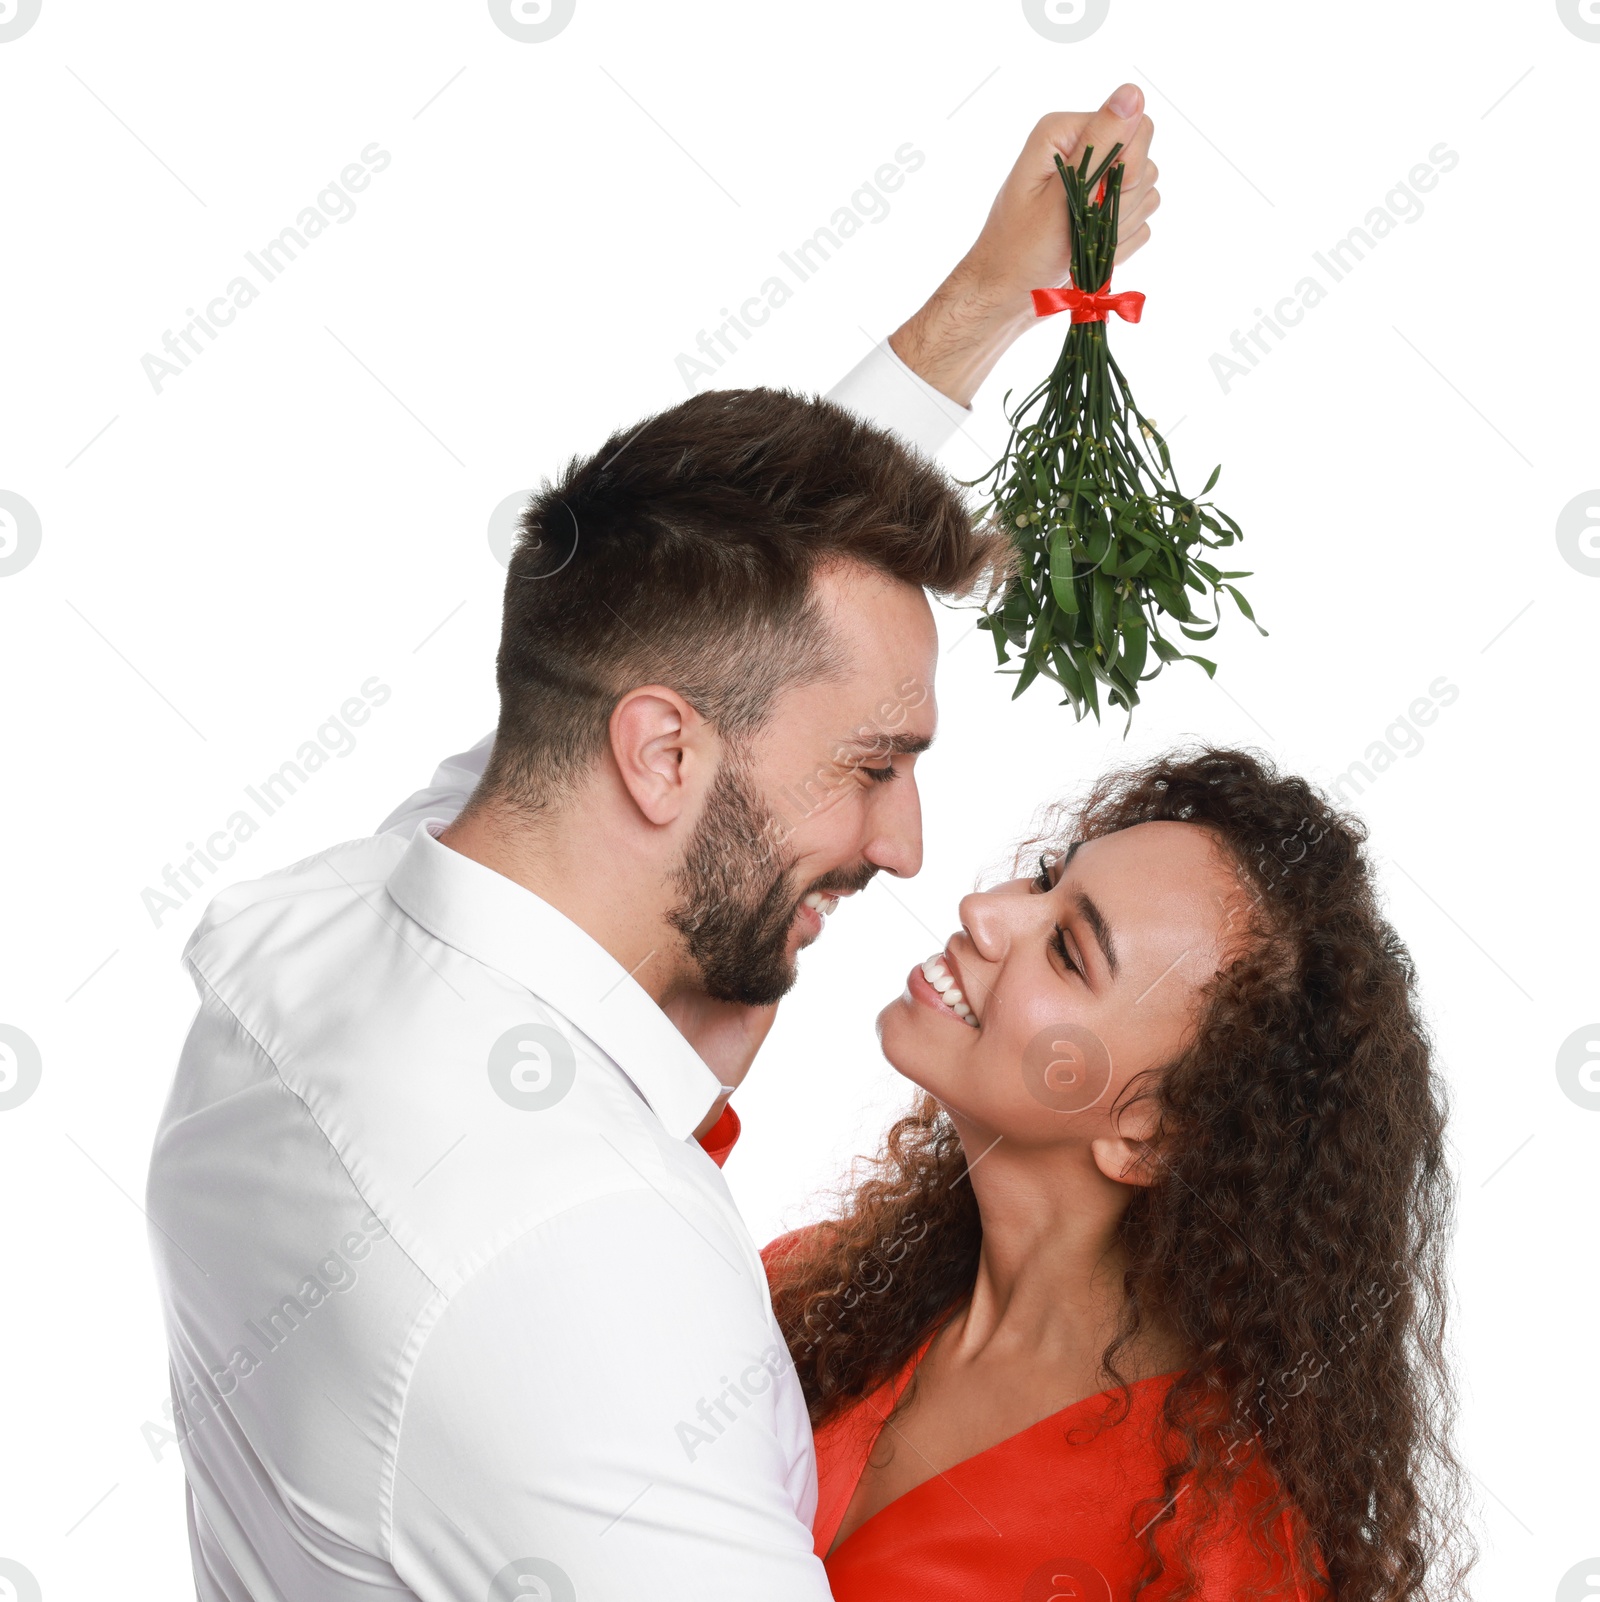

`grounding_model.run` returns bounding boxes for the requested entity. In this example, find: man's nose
[863,775,924,879]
